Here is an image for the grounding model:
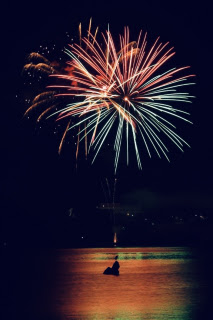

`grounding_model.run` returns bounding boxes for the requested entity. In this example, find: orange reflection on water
[54,247,201,319]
